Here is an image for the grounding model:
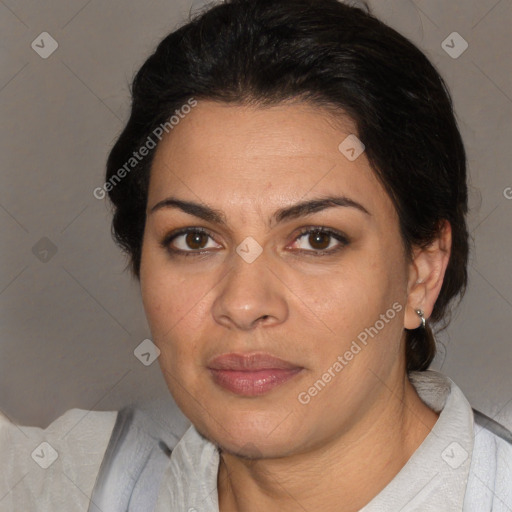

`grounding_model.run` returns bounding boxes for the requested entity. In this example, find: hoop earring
[415,309,426,329]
